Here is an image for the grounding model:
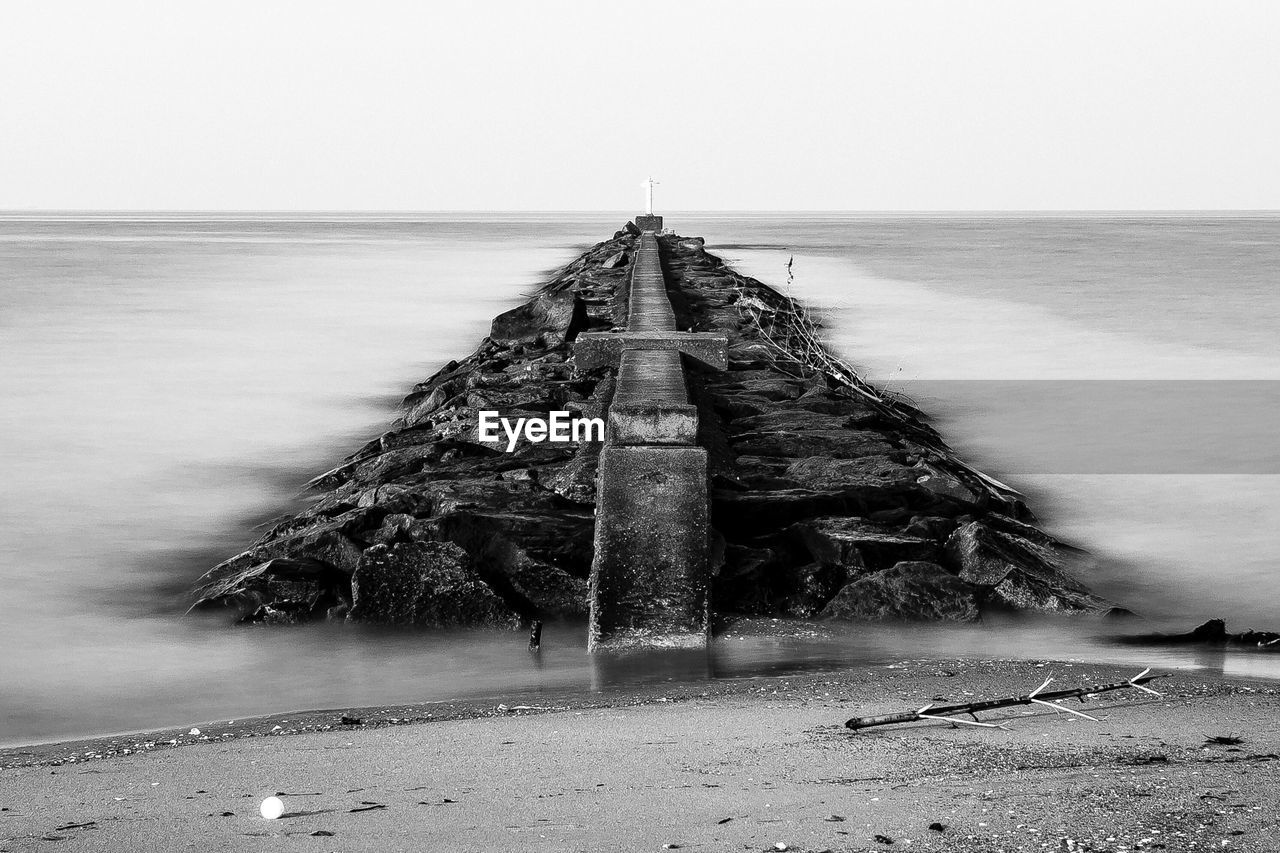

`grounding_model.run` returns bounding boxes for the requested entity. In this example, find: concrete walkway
[582,228,723,650]
[624,232,677,333]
